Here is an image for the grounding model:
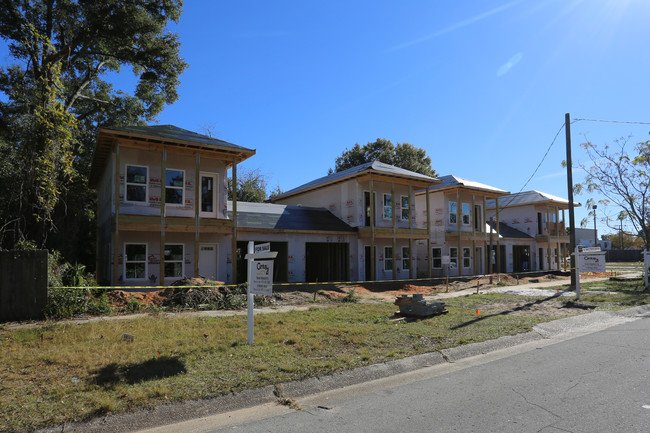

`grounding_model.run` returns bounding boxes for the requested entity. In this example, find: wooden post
[566,112,577,289]
[408,185,414,279]
[456,189,461,276]
[391,182,396,280]
[426,186,432,278]
[113,142,120,286]
[369,175,375,281]
[194,153,200,277]
[231,159,238,284]
[496,196,501,278]
[160,146,166,287]
[472,193,476,276]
